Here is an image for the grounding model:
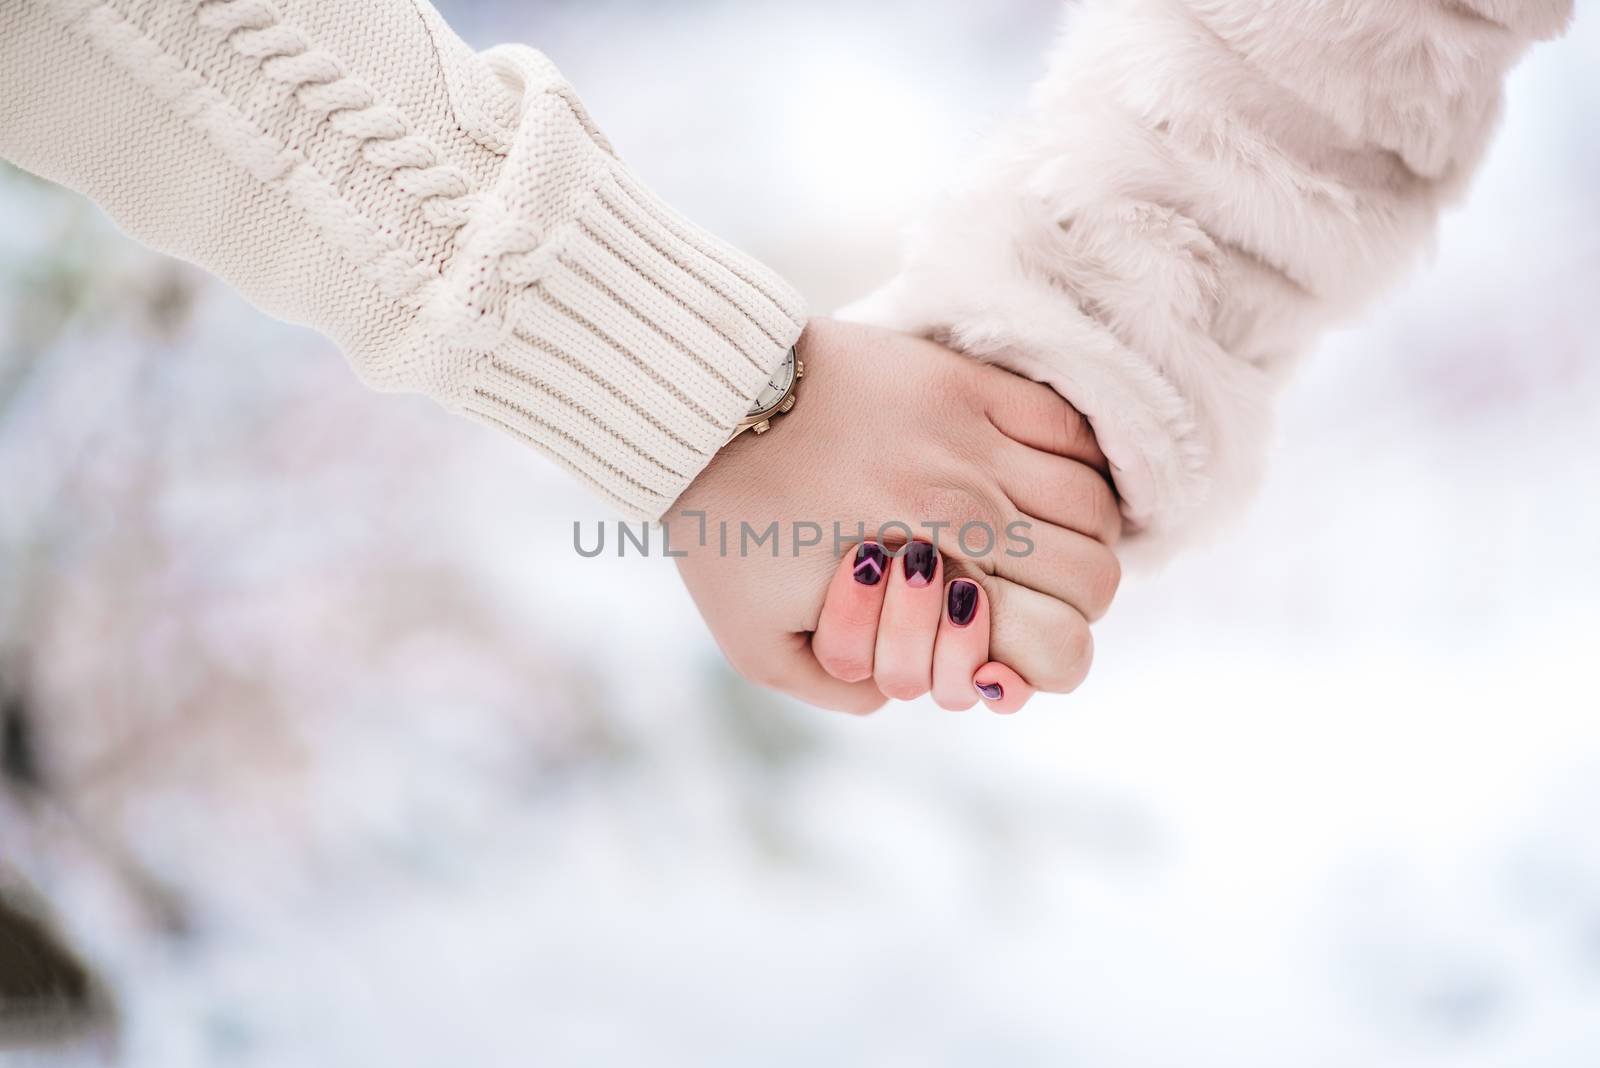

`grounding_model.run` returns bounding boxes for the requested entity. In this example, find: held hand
[812,540,1037,712]
[670,319,1121,713]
